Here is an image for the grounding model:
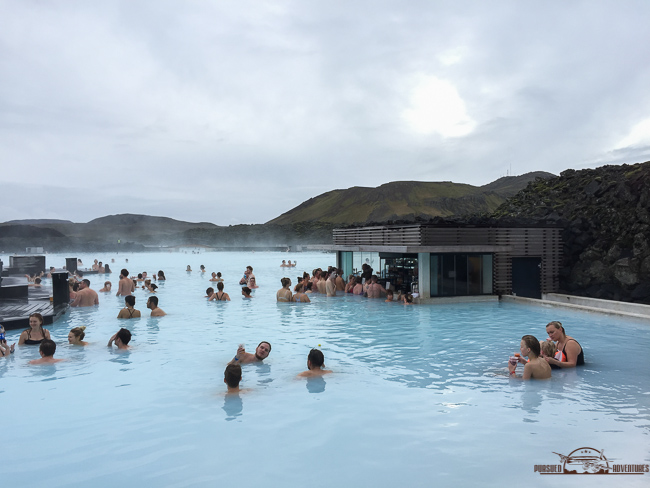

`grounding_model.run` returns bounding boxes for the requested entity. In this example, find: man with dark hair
[116,268,134,297]
[29,339,65,364]
[366,275,387,299]
[108,328,132,350]
[224,364,243,393]
[117,295,141,319]
[298,348,332,377]
[147,296,166,316]
[230,341,271,365]
[71,278,99,307]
